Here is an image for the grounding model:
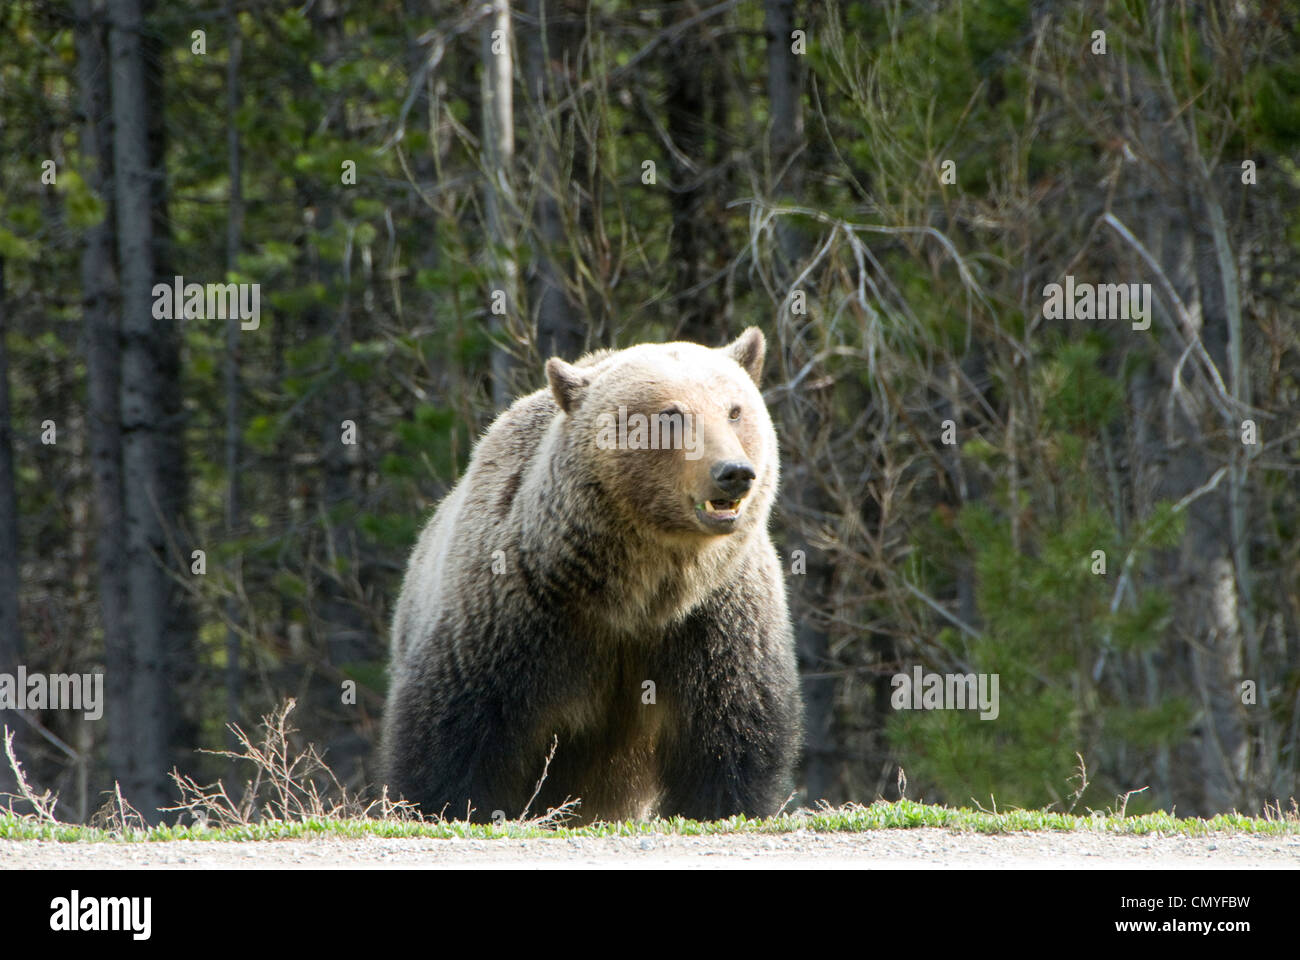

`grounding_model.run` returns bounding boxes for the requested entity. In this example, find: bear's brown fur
[381,328,802,822]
